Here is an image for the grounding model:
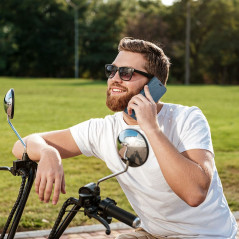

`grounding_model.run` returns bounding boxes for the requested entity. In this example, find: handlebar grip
[99,198,141,228]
